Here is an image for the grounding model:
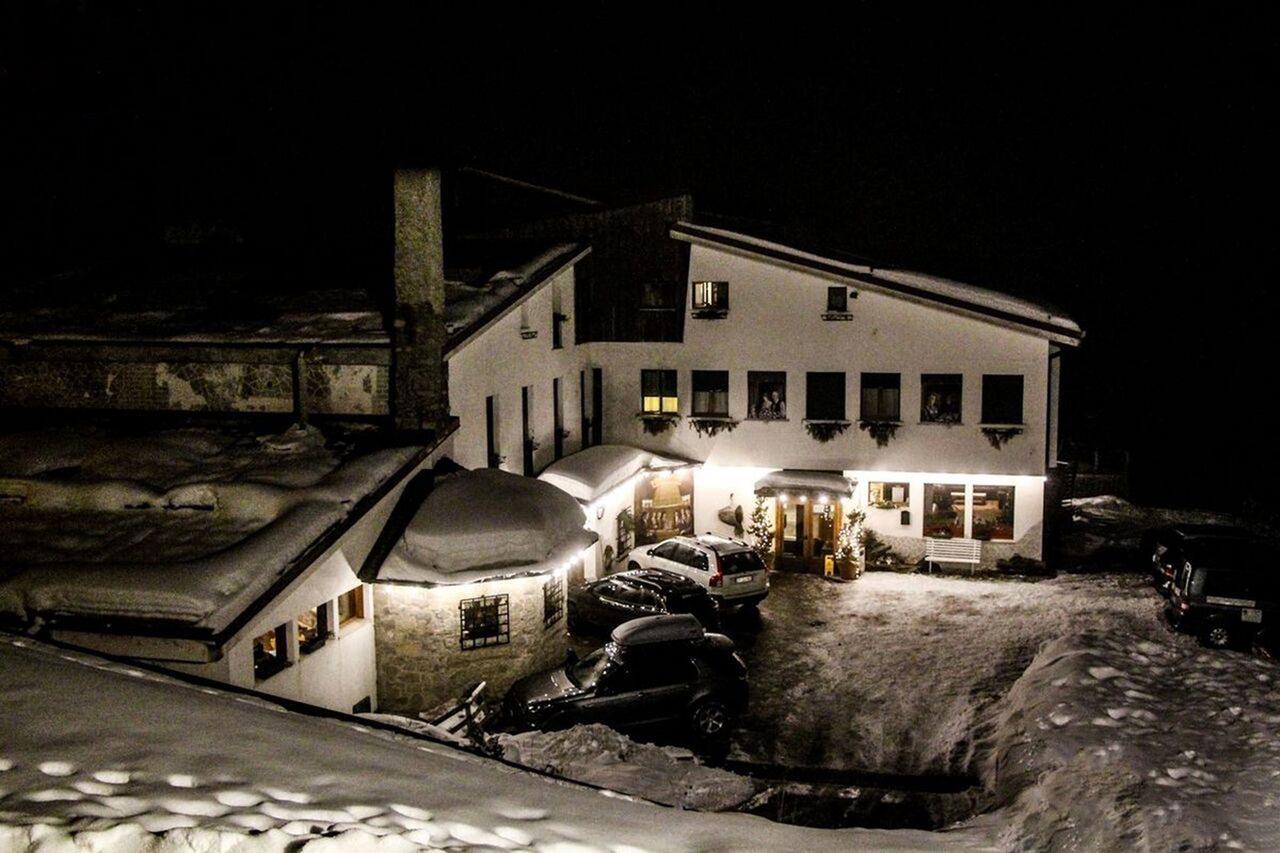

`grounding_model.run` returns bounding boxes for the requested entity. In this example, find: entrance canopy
[538,444,694,504]
[753,469,856,499]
